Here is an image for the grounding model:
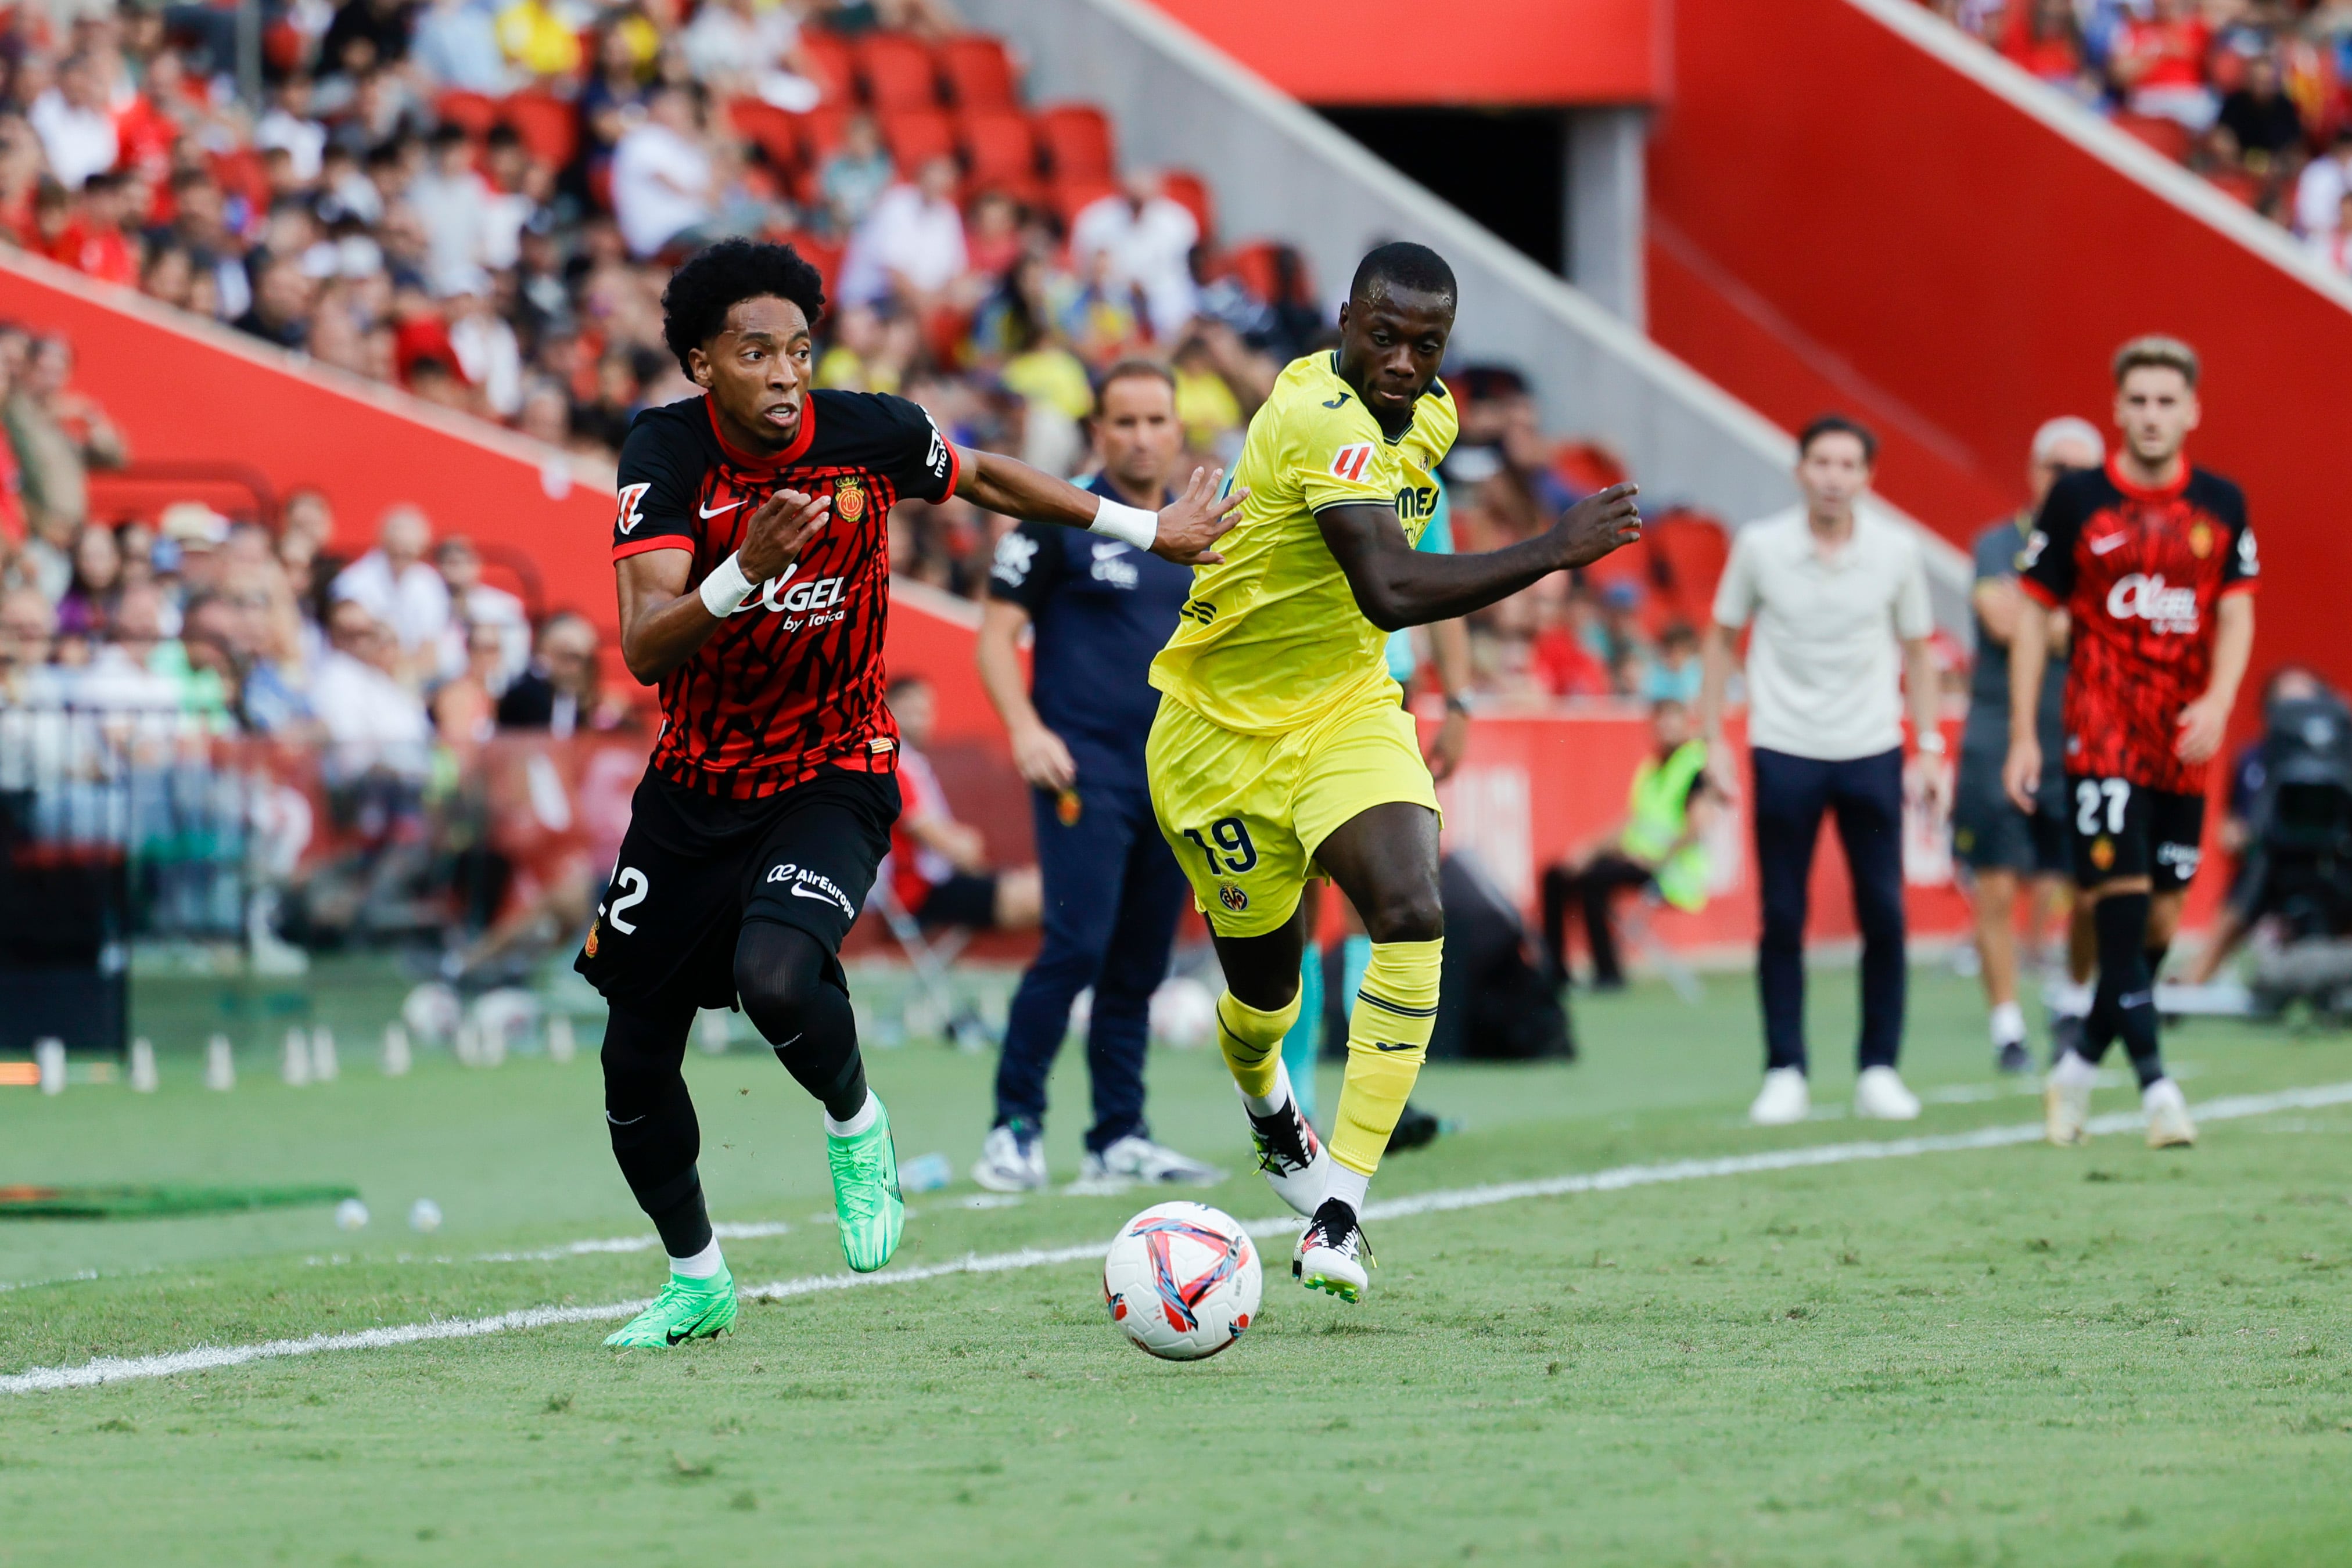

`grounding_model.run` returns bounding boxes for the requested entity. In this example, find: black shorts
[575,764,900,1013]
[1953,750,2069,876]
[2063,773,2205,893]
[915,870,999,929]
